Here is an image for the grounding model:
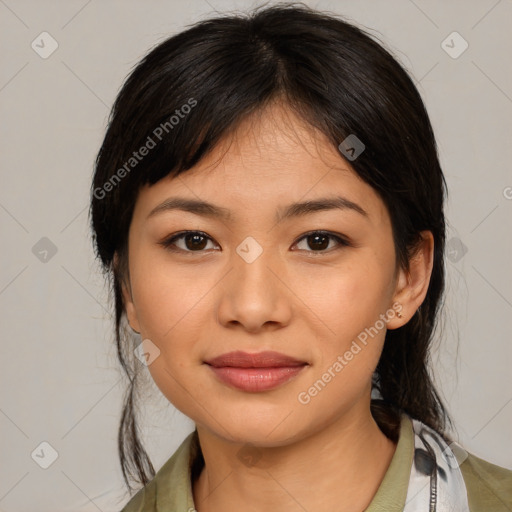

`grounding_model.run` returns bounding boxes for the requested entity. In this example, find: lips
[205,350,306,368]
[204,351,308,392]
